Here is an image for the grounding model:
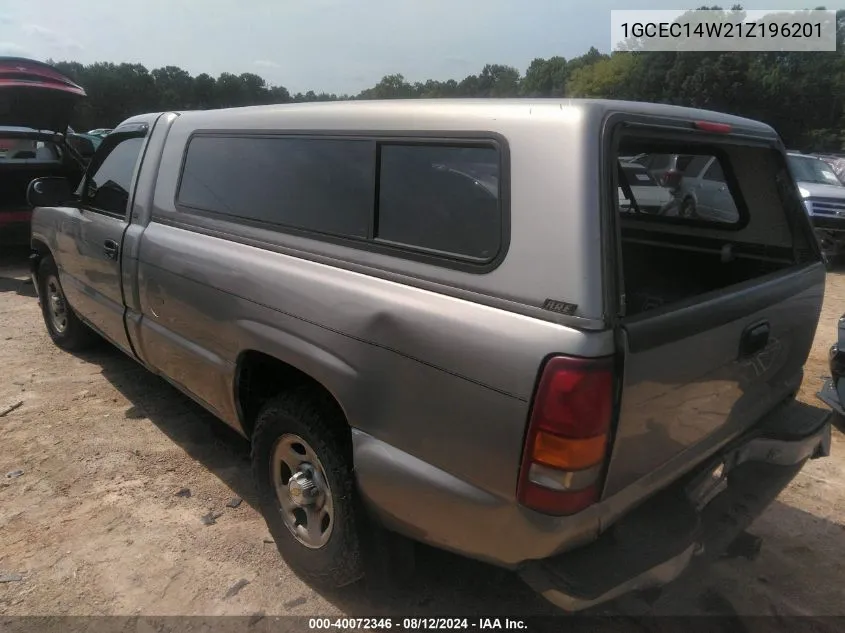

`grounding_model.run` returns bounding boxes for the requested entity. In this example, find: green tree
[193,73,217,109]
[567,53,641,99]
[214,72,245,107]
[565,47,607,77]
[521,56,568,96]
[477,64,521,97]
[152,65,194,109]
[358,74,415,99]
